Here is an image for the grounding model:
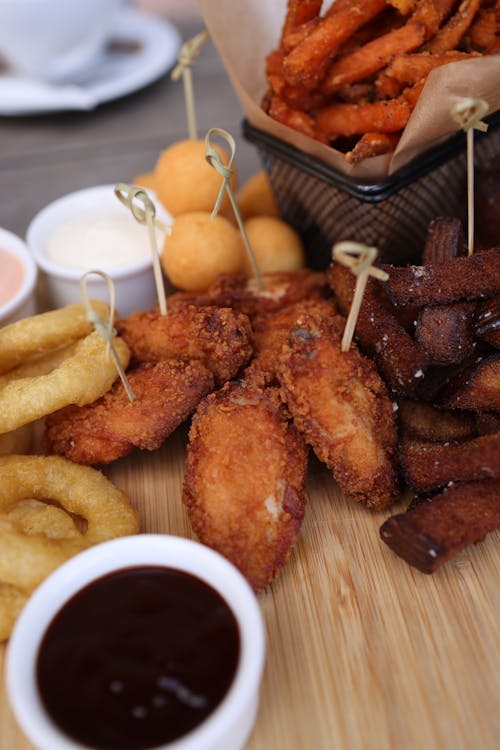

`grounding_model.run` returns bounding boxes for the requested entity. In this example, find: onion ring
[0,301,111,374]
[0,424,32,456]
[0,331,130,433]
[0,455,139,593]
